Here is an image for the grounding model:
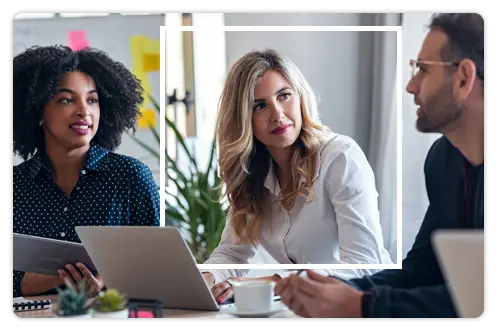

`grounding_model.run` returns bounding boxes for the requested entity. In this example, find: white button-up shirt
[203,133,392,282]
